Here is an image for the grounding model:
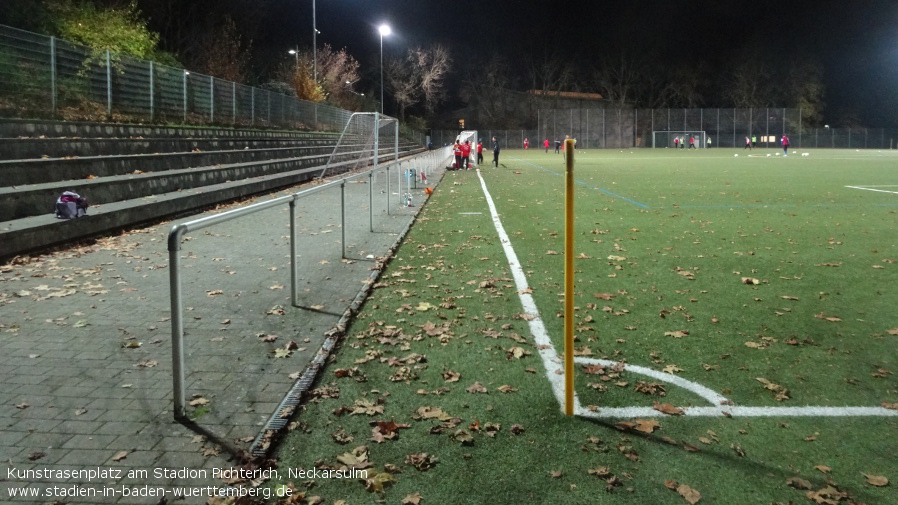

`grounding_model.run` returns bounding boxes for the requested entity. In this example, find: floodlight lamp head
[379,24,391,37]
[288,49,298,55]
